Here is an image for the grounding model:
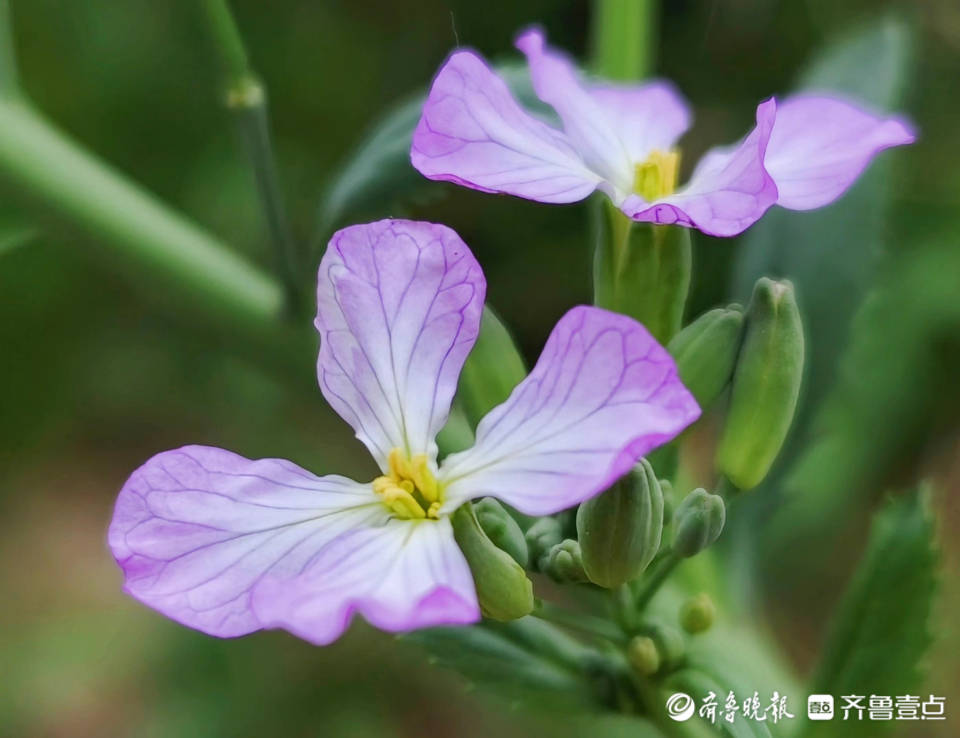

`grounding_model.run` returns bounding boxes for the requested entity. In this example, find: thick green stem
[634,549,681,612]
[590,0,657,80]
[0,100,292,339]
[199,0,301,315]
